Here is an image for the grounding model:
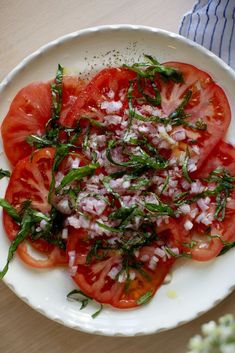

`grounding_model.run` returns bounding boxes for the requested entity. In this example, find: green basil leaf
[91,304,103,319]
[0,199,20,222]
[56,163,99,192]
[0,169,11,180]
[0,209,32,279]
[137,290,153,305]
